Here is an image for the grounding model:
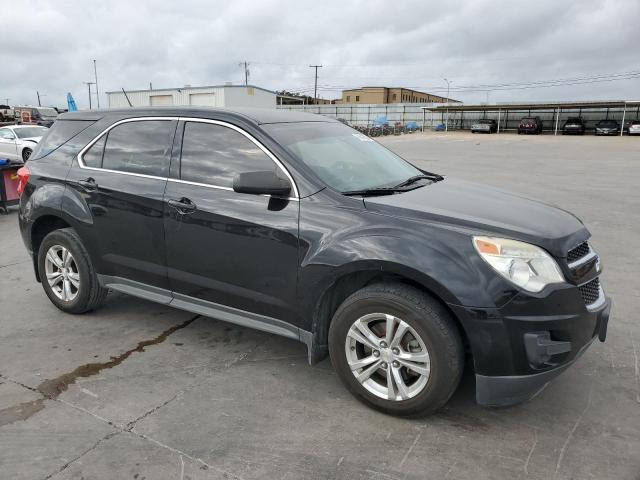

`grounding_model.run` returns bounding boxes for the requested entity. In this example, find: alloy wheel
[345,313,431,401]
[44,245,80,301]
